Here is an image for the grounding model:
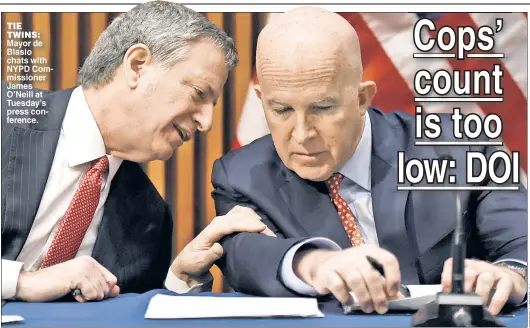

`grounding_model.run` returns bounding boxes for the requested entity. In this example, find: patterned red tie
[40,156,109,269]
[325,173,365,247]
